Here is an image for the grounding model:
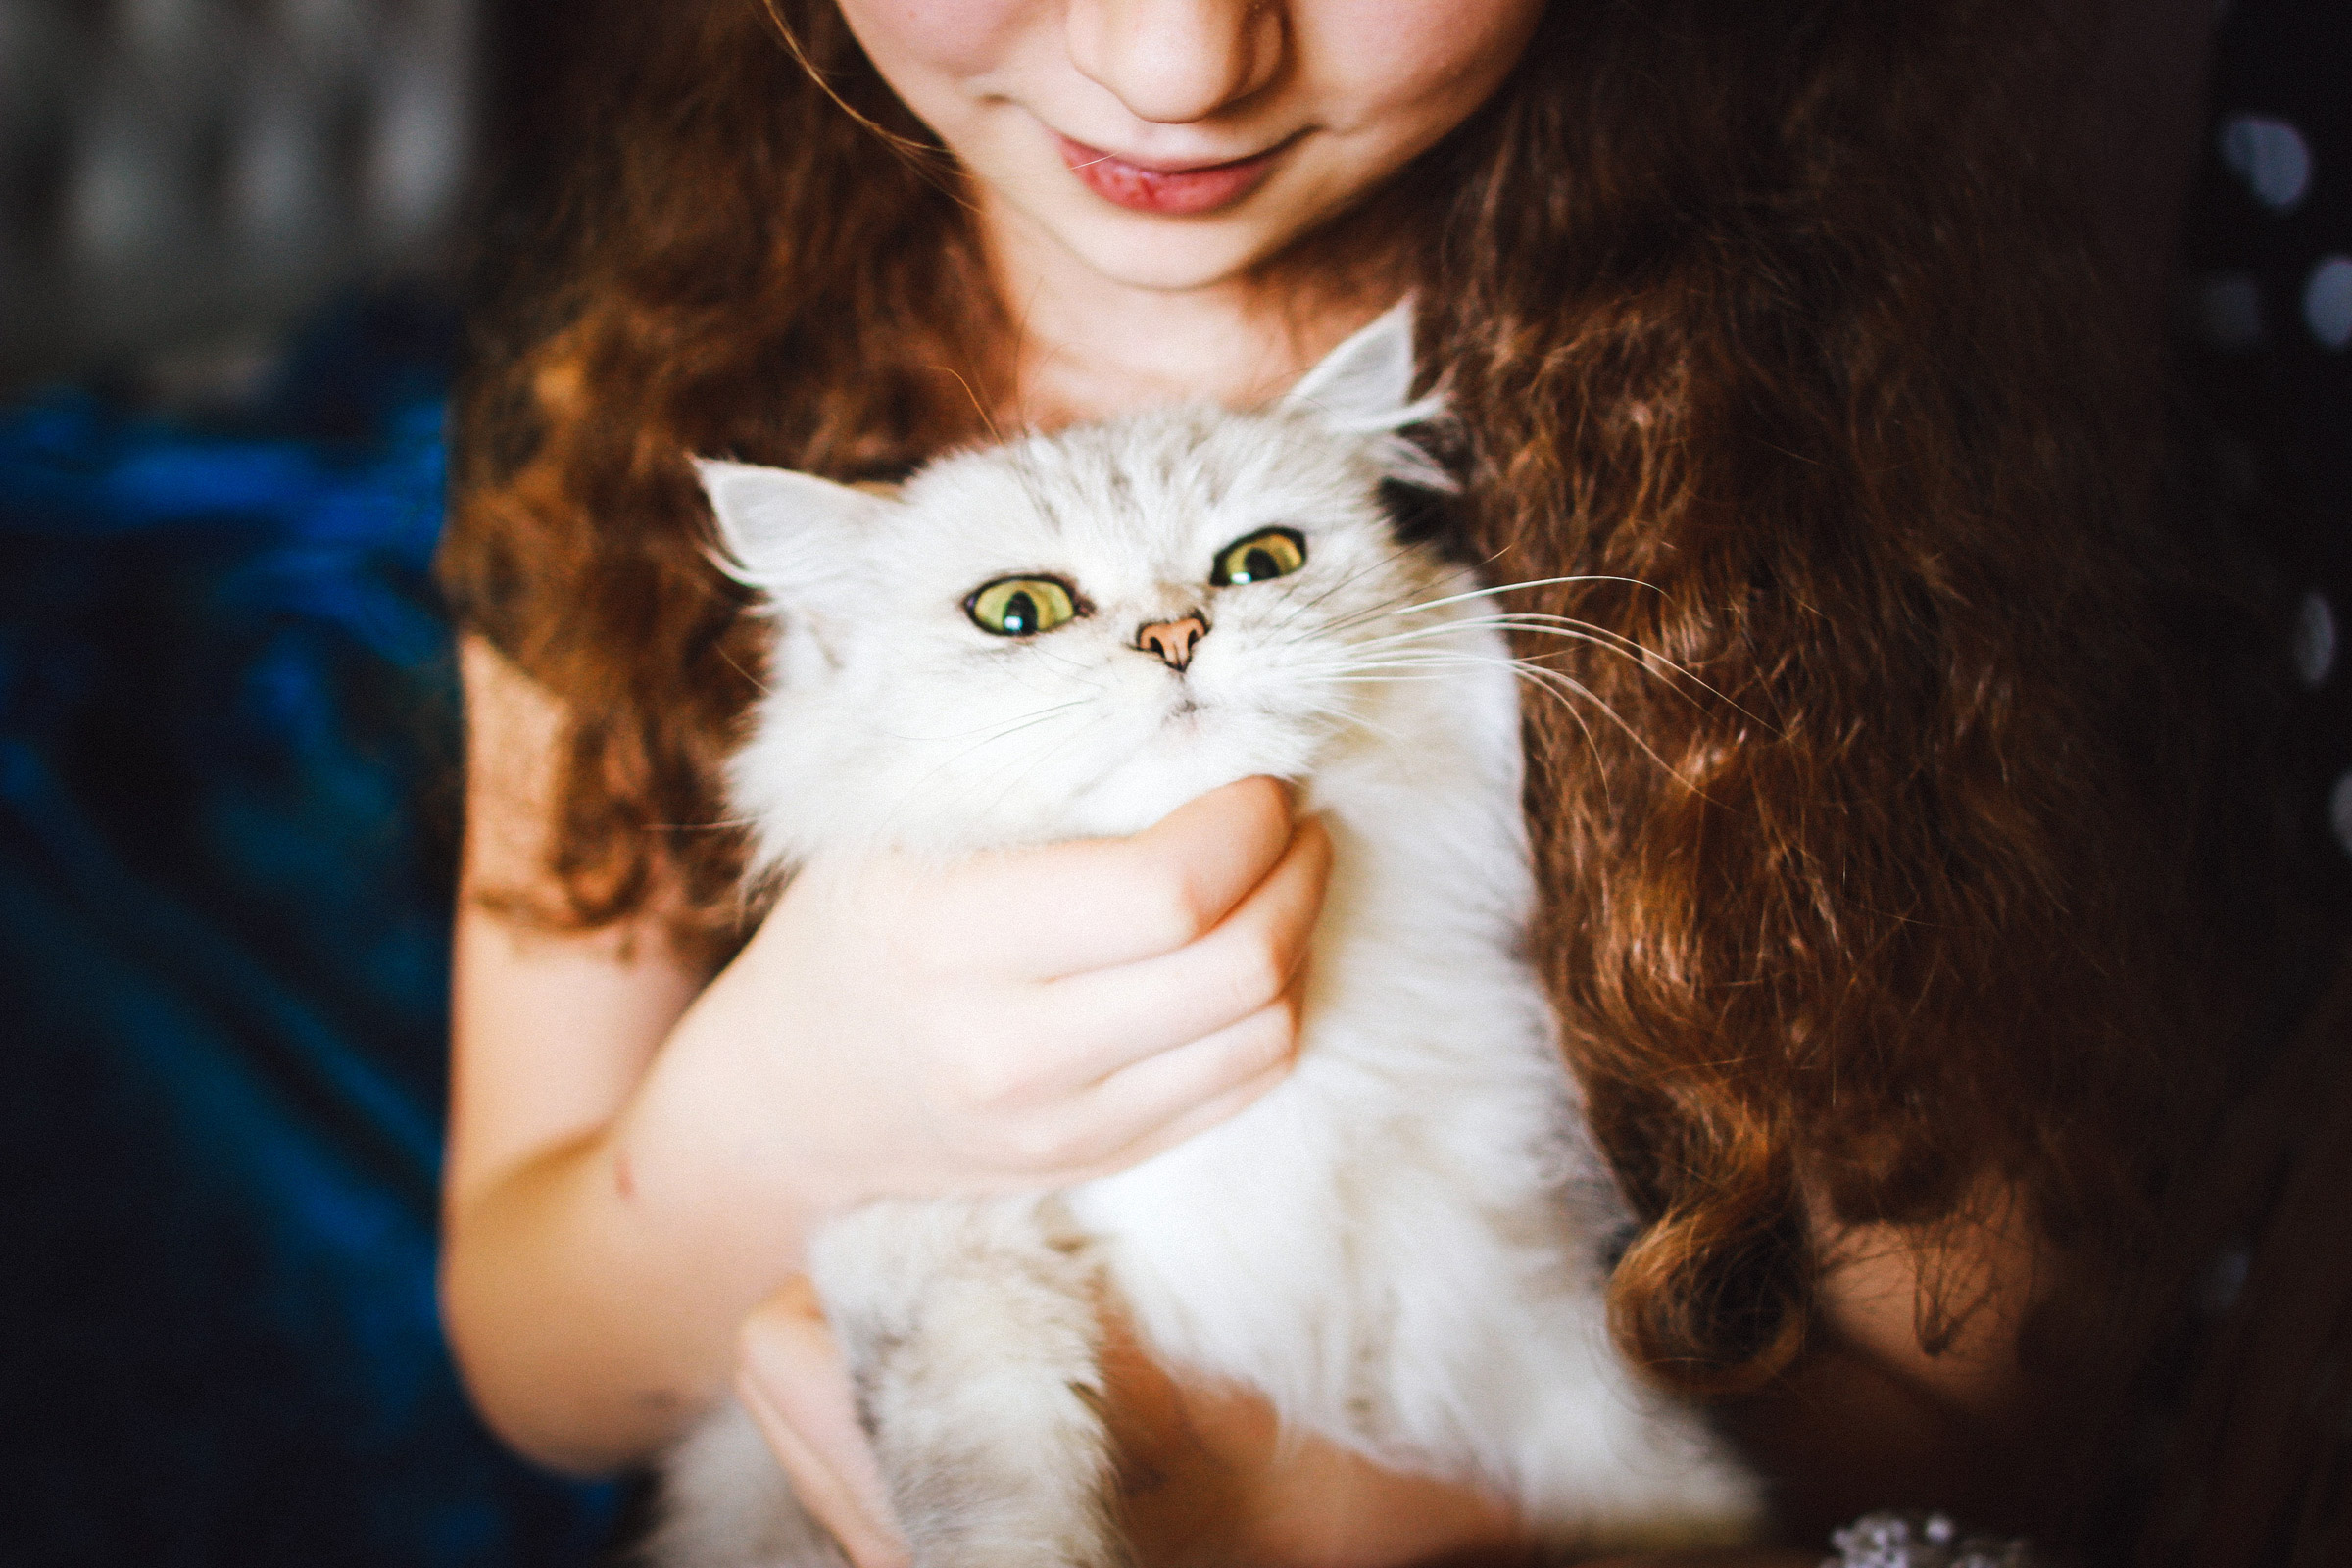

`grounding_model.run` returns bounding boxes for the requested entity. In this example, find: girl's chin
[1067,226,1278,292]
[1011,191,1321,293]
